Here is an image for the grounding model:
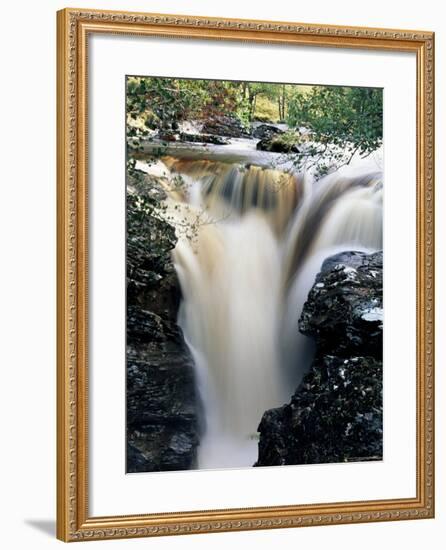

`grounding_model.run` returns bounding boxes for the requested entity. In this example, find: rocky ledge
[126,169,201,472]
[256,130,301,153]
[256,250,383,466]
[201,114,251,138]
[156,131,229,145]
[252,123,285,140]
